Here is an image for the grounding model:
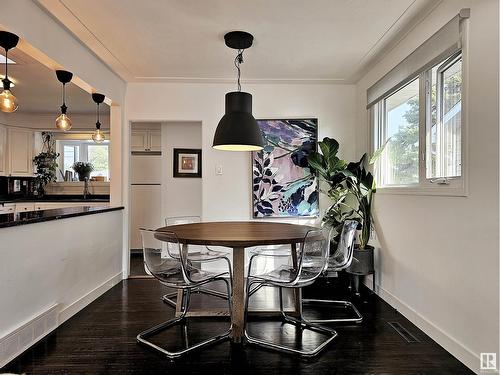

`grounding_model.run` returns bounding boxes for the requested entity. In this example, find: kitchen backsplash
[0,176,34,200]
